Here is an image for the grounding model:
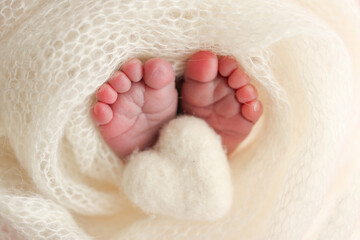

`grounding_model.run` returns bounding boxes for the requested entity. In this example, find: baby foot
[181,51,263,153]
[91,58,178,158]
